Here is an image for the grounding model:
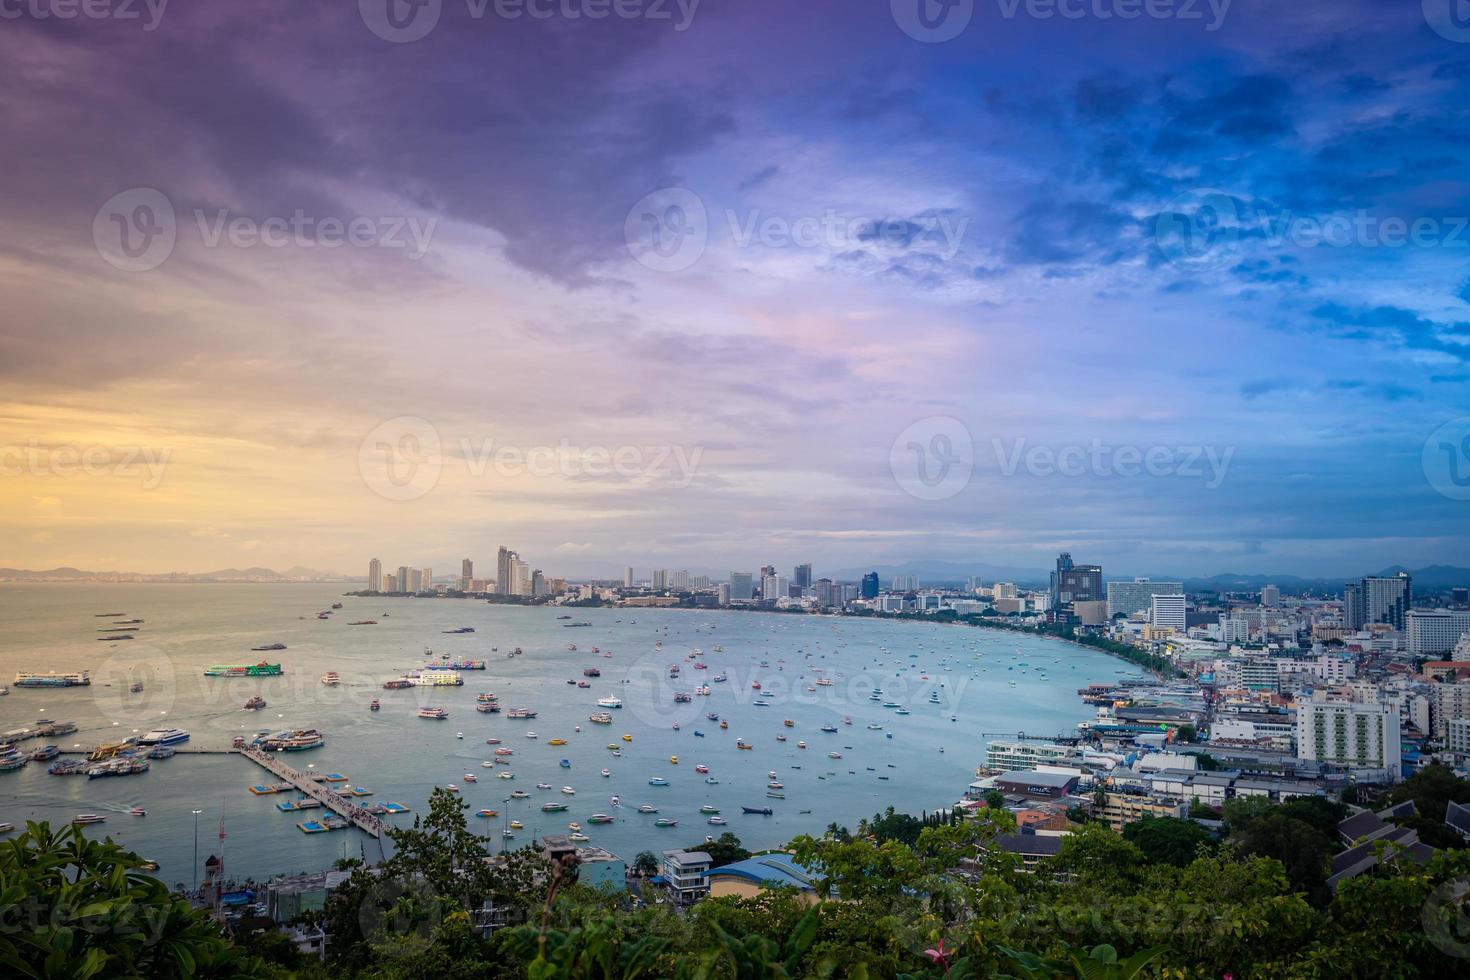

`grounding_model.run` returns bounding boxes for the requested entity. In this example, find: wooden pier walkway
[236,745,389,847]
